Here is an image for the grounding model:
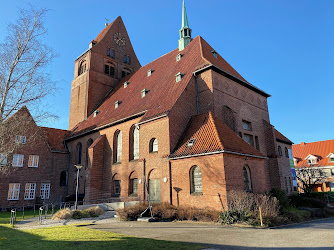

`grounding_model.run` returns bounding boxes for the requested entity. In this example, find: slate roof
[170,112,264,158]
[40,127,69,152]
[274,128,293,145]
[292,140,334,168]
[69,35,269,138]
